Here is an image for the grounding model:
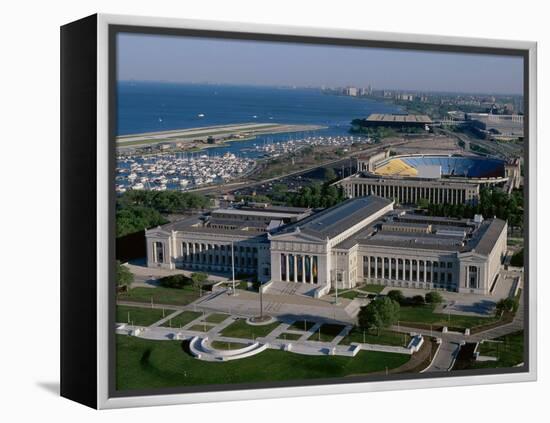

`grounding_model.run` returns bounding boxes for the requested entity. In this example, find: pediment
[458,250,487,261]
[270,229,324,243]
[145,227,171,237]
